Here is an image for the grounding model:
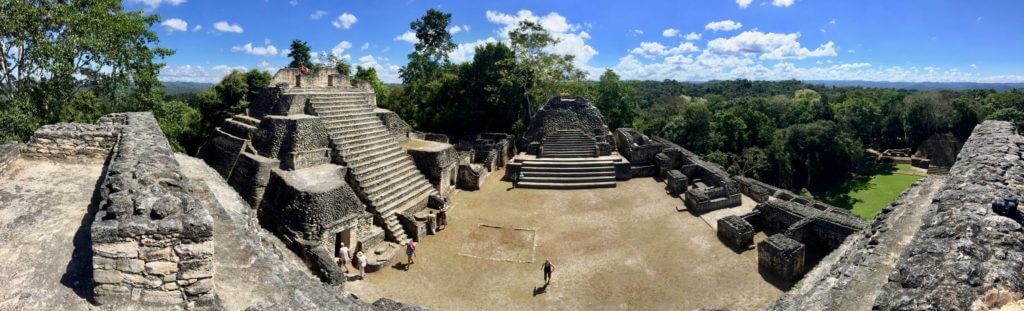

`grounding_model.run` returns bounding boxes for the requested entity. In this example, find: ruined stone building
[505,95,631,189]
[198,69,459,283]
[653,138,743,213]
